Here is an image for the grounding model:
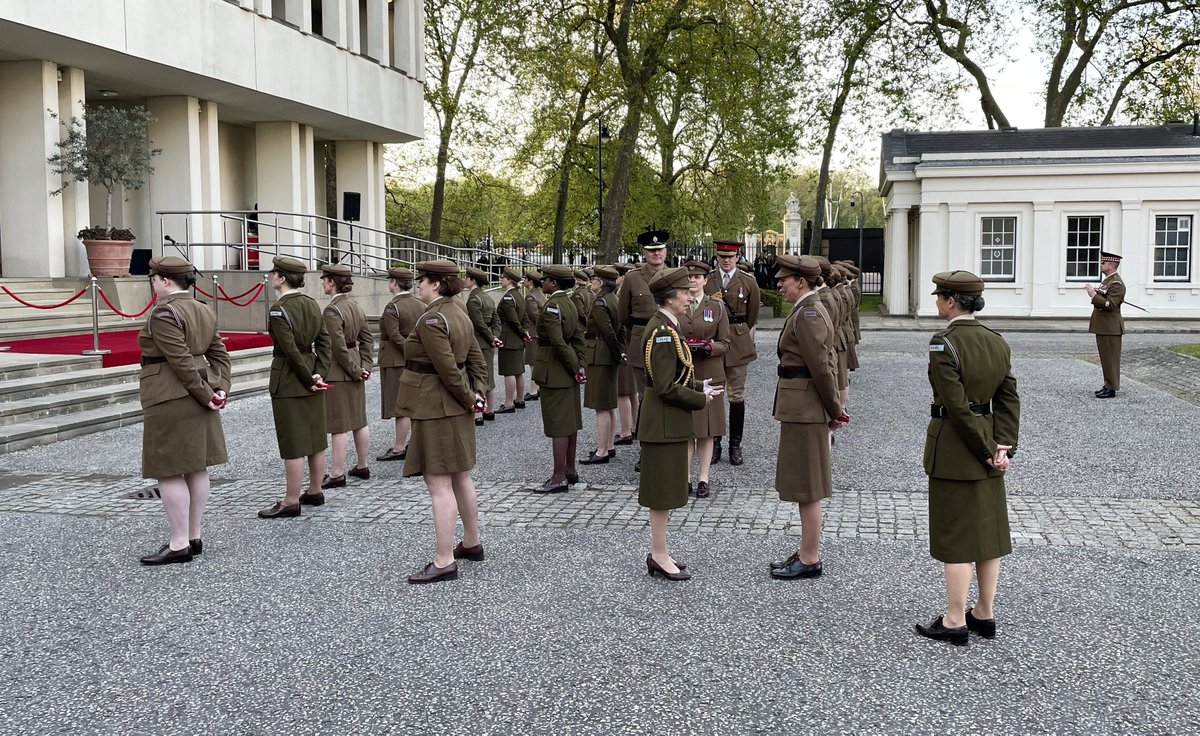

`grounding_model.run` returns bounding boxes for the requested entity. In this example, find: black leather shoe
[711,439,723,464]
[965,608,996,639]
[770,557,822,579]
[525,393,540,402]
[915,615,969,646]
[514,400,526,409]
[646,554,691,581]
[475,416,485,426]
[483,412,496,421]
[580,453,609,465]
[496,405,516,414]
[1095,388,1117,399]
[258,501,301,518]
[321,474,346,489]
[407,561,459,584]
[298,491,326,506]
[1094,388,1106,396]
[453,541,485,561]
[614,434,634,446]
[769,551,799,570]
[729,444,744,465]
[376,447,407,461]
[534,479,569,494]
[566,473,580,486]
[695,481,710,498]
[140,543,193,566]
[687,482,693,495]
[189,539,203,555]
[348,466,370,480]
[607,449,616,458]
